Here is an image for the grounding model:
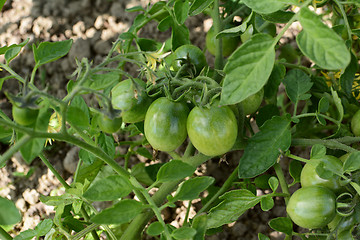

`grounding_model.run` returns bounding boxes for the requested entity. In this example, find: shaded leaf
[283,69,313,103]
[157,160,195,182]
[91,199,144,224]
[0,197,21,225]
[83,175,132,201]
[238,116,291,178]
[268,217,293,235]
